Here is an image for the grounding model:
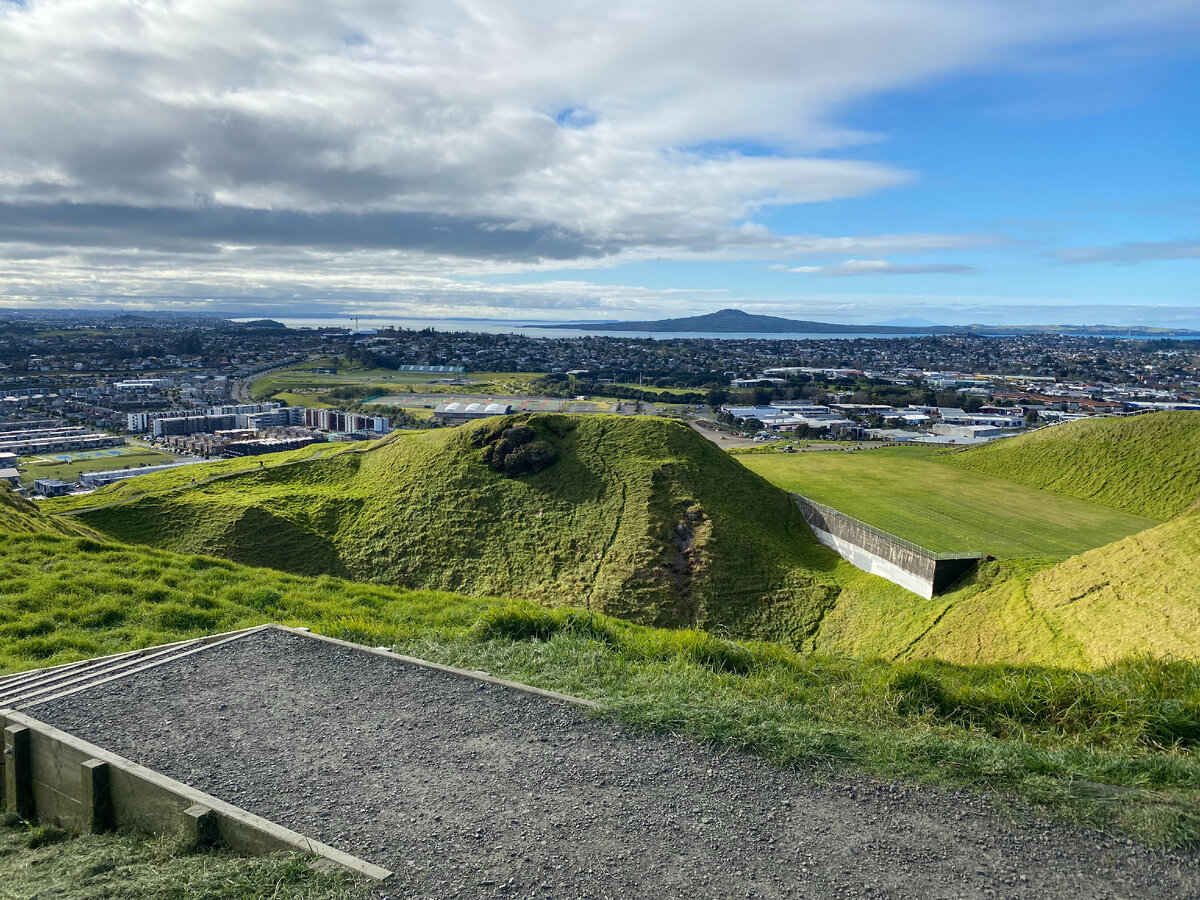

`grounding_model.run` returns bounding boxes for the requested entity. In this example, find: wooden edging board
[0,709,391,882]
[0,620,600,884]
